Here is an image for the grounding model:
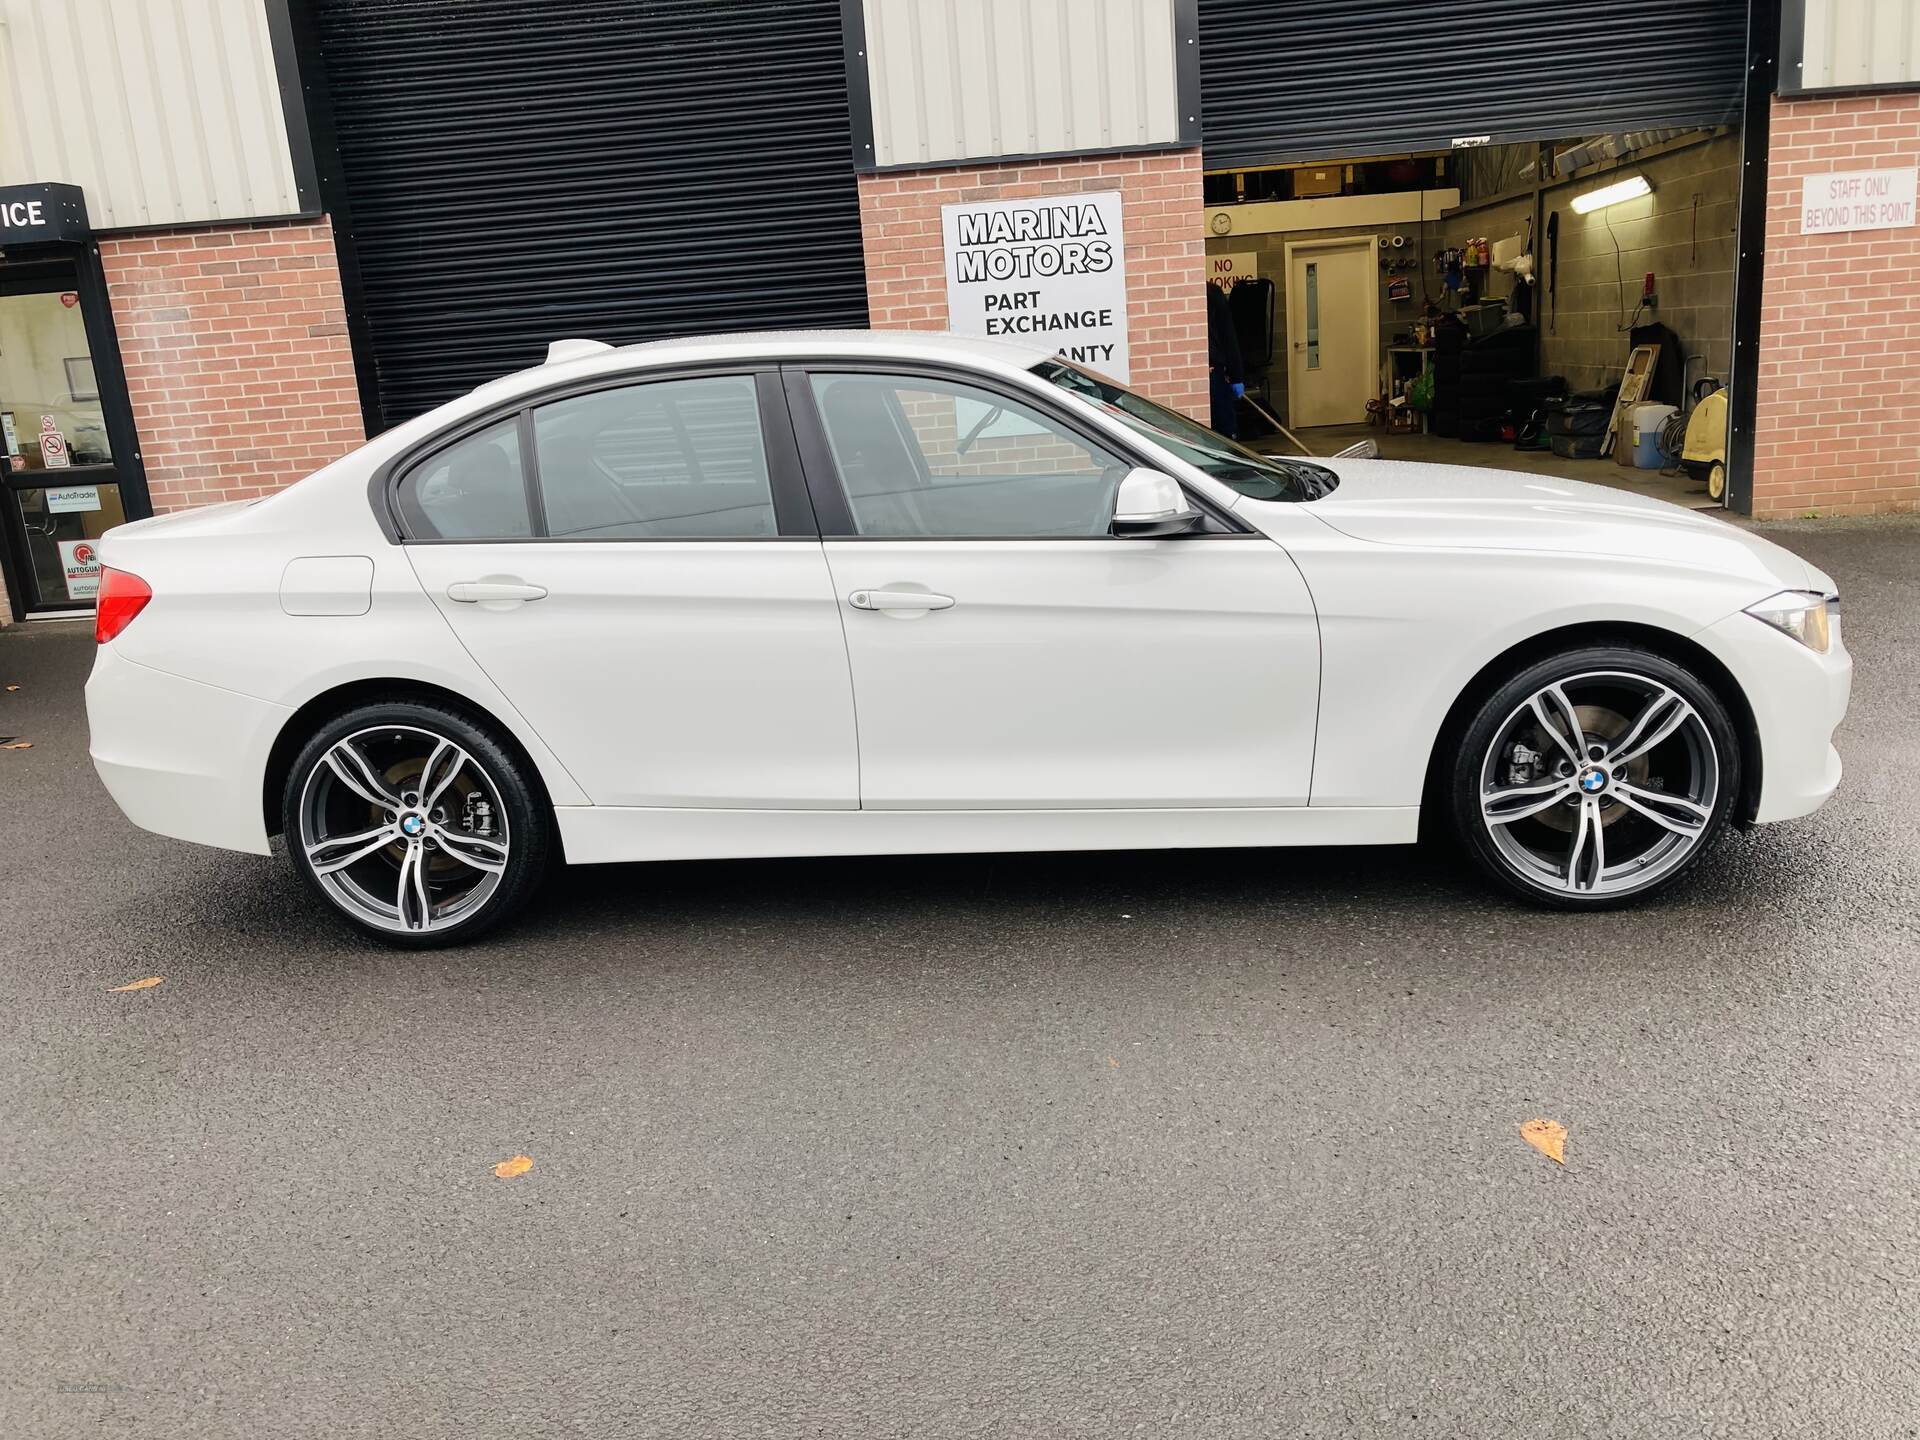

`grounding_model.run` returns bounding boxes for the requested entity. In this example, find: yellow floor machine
[1680,380,1729,501]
